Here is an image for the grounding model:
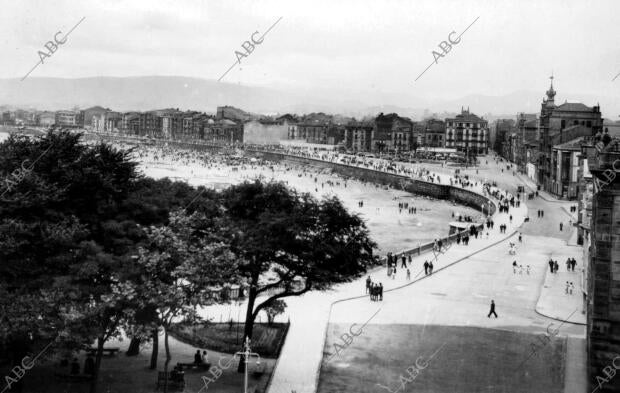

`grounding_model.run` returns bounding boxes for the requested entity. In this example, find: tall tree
[222,181,375,371]
[128,210,238,392]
